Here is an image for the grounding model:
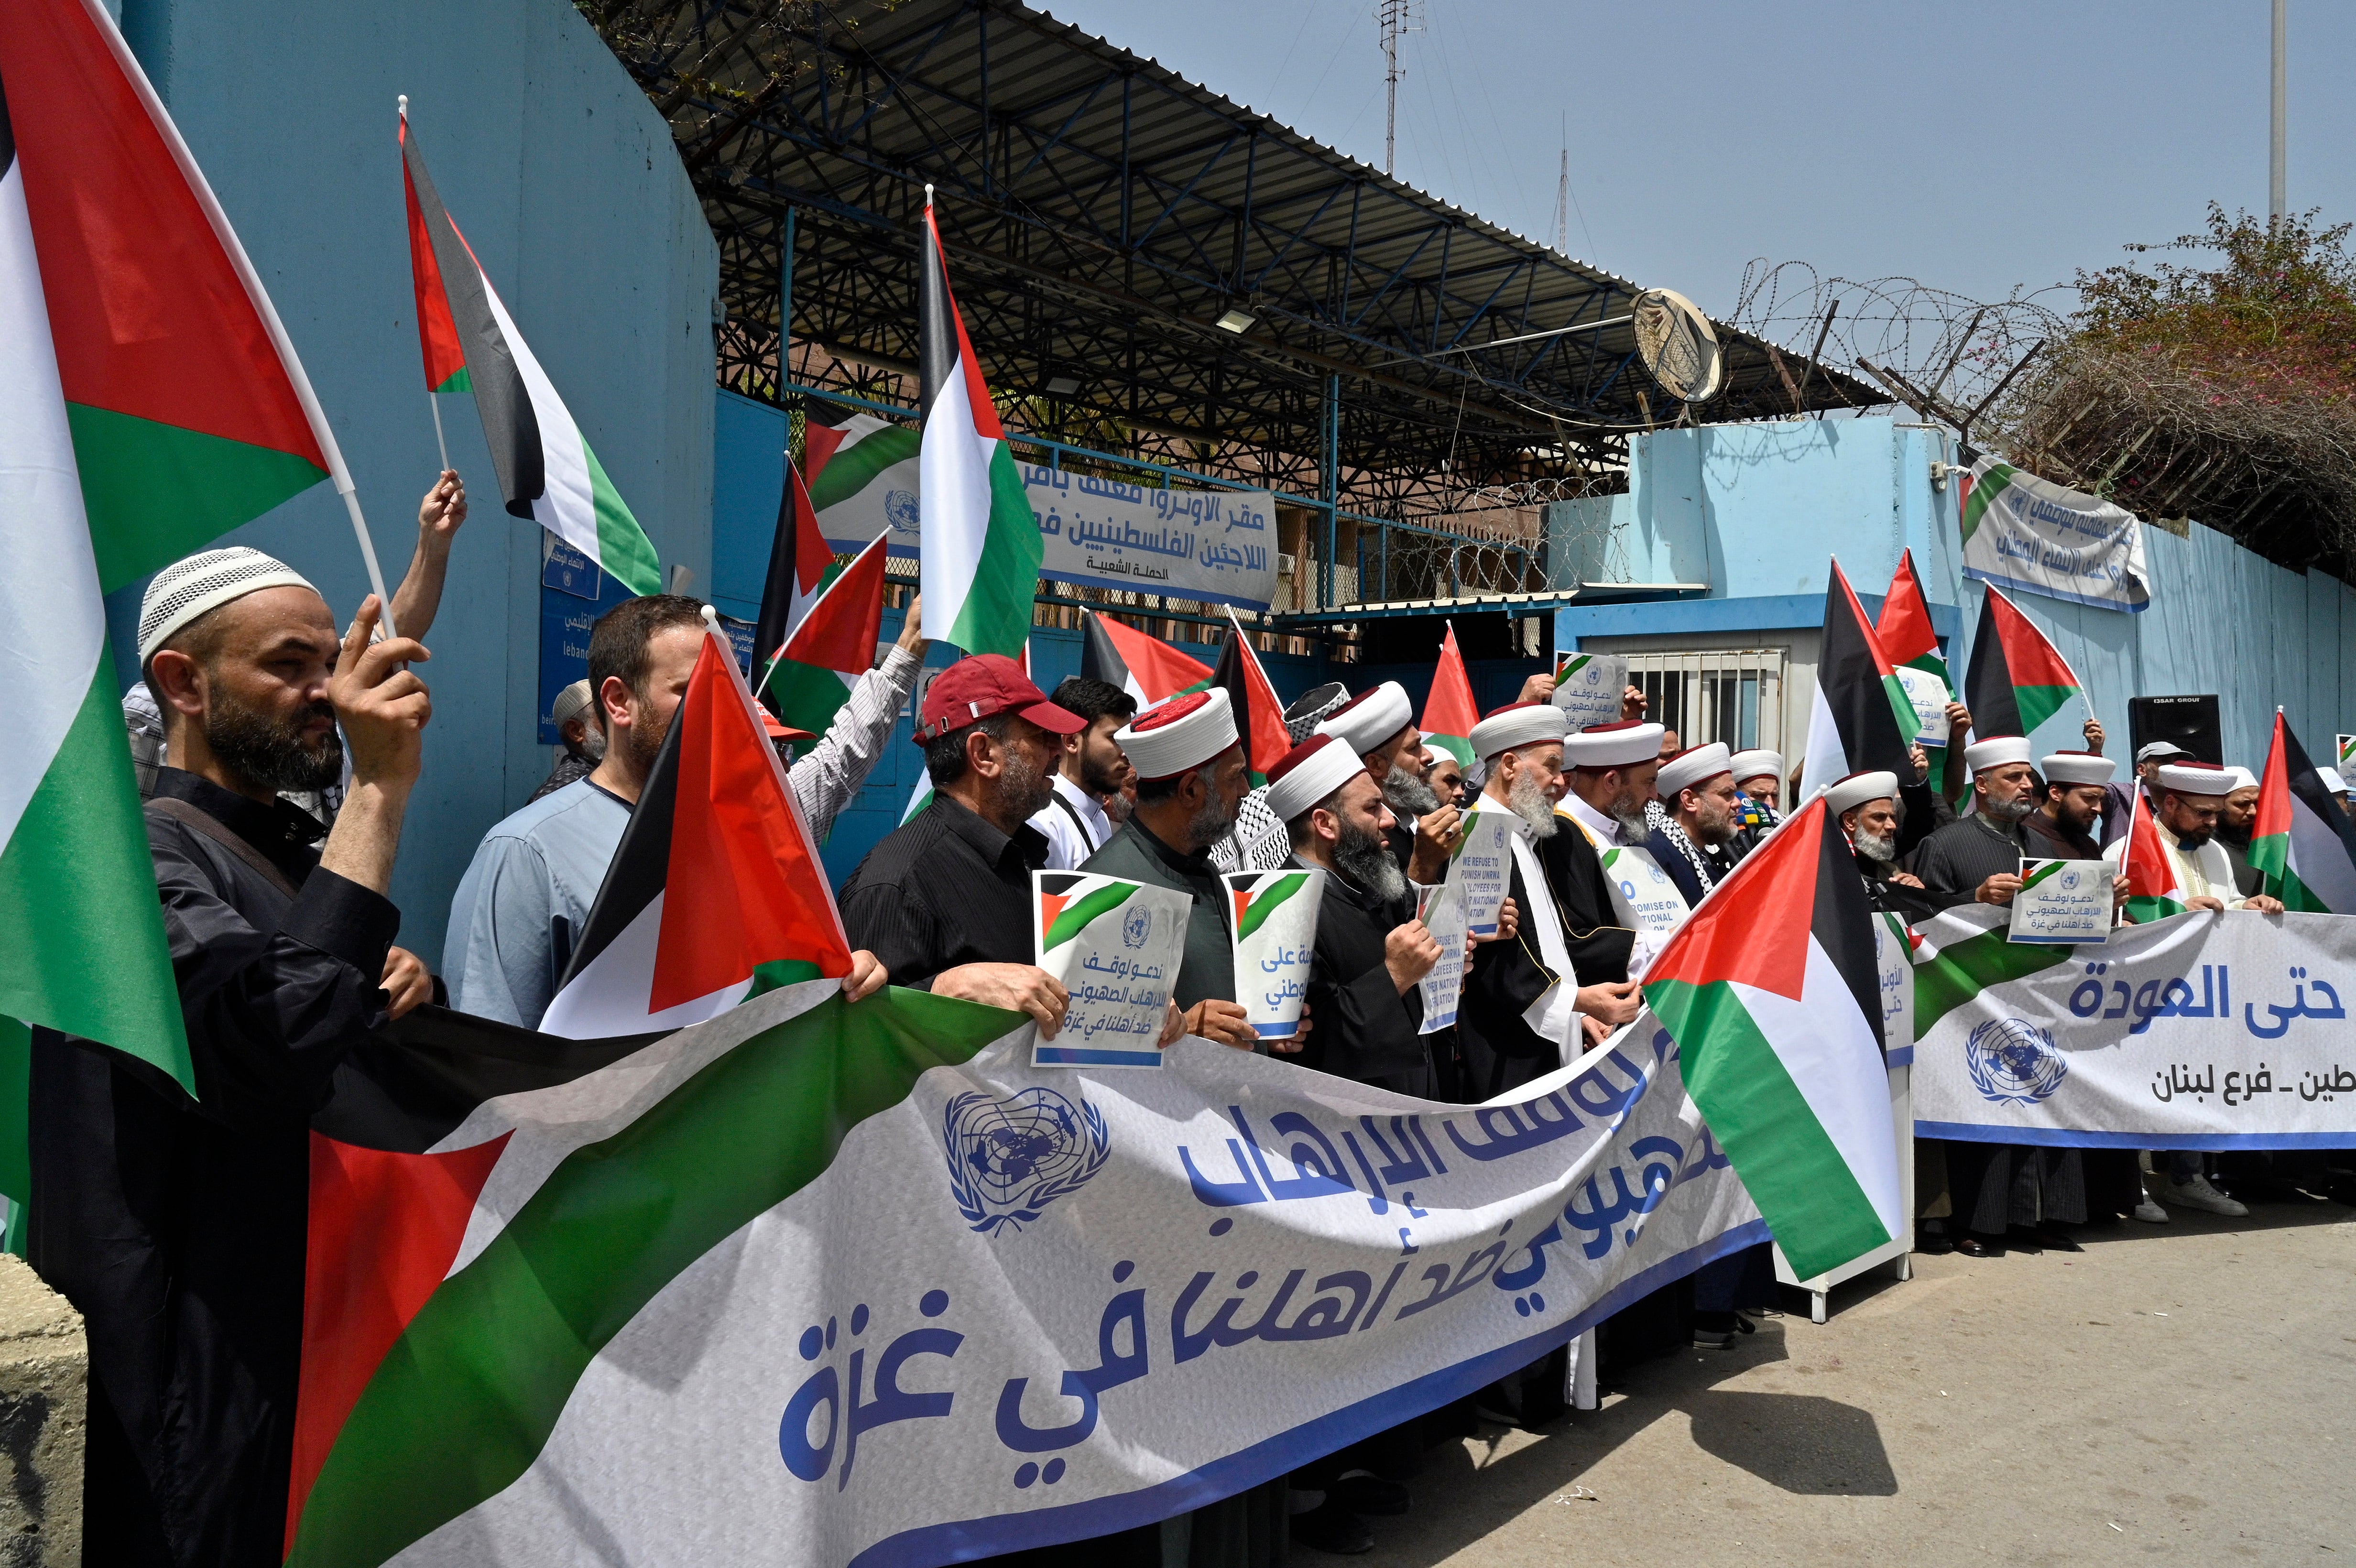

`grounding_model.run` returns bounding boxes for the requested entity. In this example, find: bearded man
[447,591,924,1027]
[1455,703,1643,1099]
[1910,736,2042,910]
[31,550,433,1564]
[1645,743,1745,907]
[1312,680,1463,883]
